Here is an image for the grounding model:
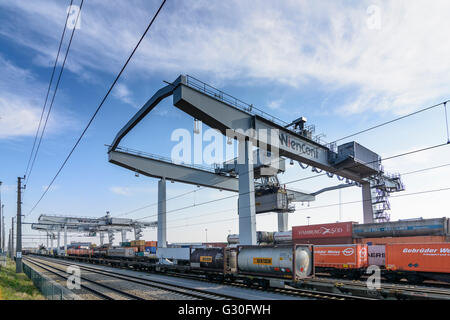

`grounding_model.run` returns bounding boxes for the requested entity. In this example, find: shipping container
[157,247,190,261]
[120,242,131,247]
[107,247,136,258]
[145,246,157,254]
[353,217,449,238]
[237,244,313,280]
[293,237,353,245]
[314,244,368,269]
[190,248,225,271]
[145,241,157,247]
[356,235,449,245]
[131,240,145,246]
[367,245,385,266]
[385,243,450,274]
[202,242,228,248]
[292,222,354,240]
